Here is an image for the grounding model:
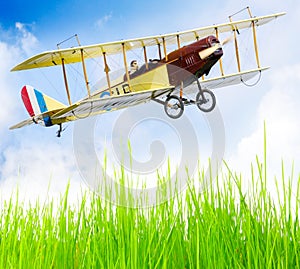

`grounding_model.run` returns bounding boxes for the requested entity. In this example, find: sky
[0,0,299,207]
